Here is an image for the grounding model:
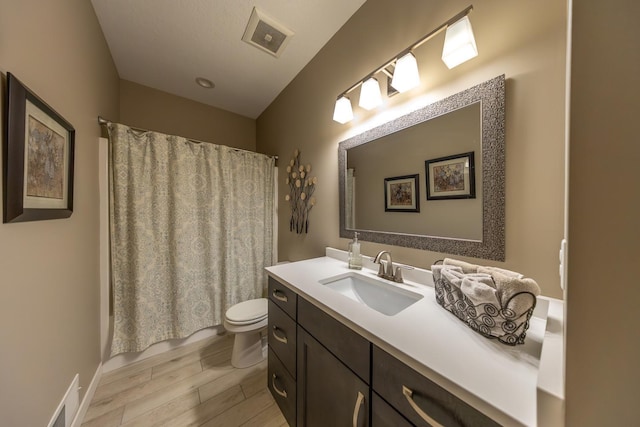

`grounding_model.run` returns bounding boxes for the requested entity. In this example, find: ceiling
[91,0,367,119]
